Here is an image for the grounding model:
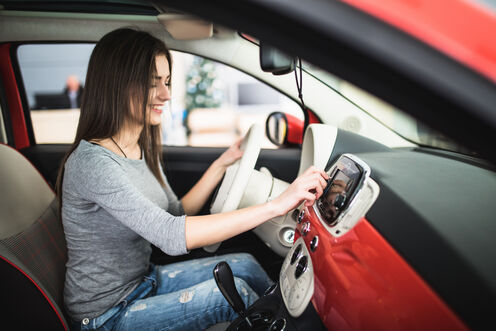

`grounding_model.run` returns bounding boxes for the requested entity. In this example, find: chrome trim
[297,209,305,224]
[310,235,319,252]
[263,283,278,296]
[301,221,311,236]
[269,318,287,331]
